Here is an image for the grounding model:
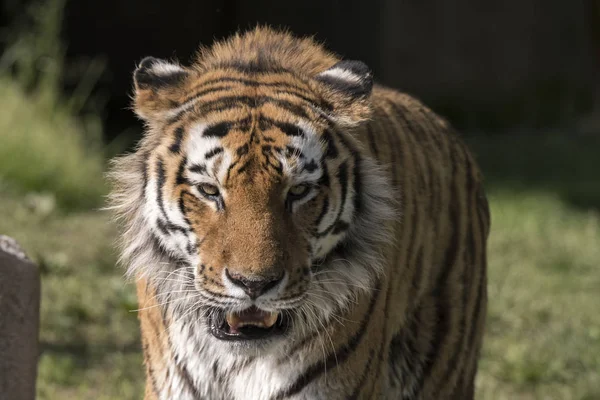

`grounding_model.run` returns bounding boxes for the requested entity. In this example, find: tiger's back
[109,27,489,400]
[353,87,490,398]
